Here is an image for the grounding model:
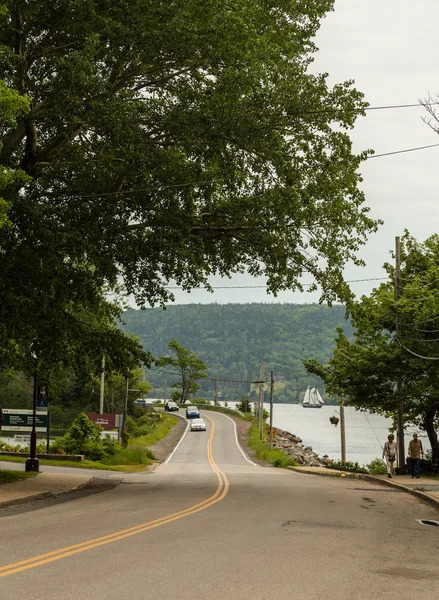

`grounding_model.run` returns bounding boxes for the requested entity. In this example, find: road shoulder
[288,465,439,511]
[0,471,93,509]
